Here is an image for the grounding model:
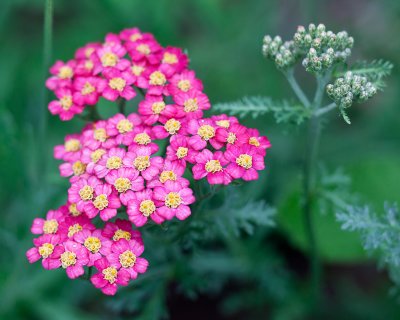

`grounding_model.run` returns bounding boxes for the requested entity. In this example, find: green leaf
[213,96,311,124]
